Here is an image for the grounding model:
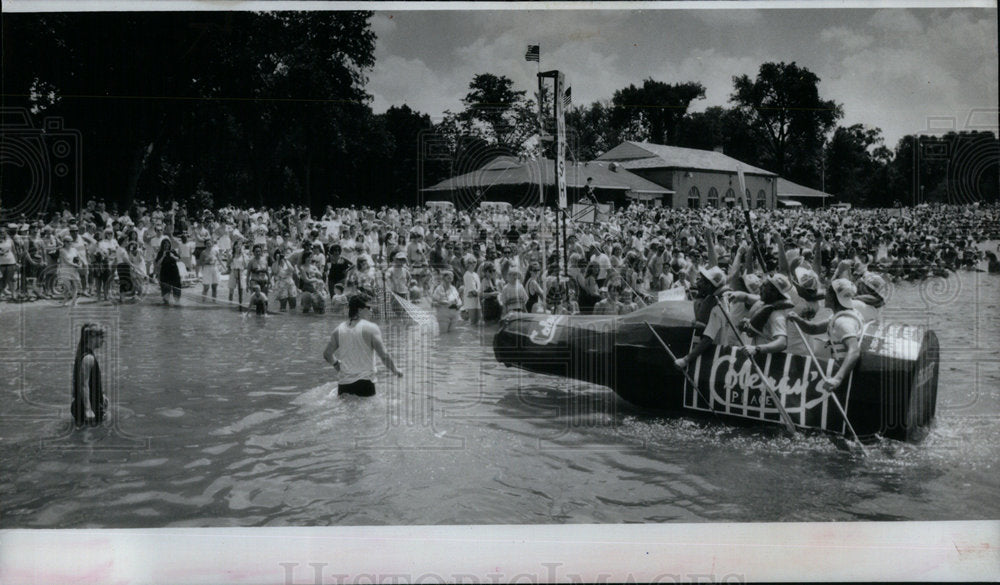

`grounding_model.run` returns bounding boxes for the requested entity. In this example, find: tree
[823,124,890,206]
[2,11,378,212]
[730,62,842,184]
[609,79,706,144]
[888,131,999,205]
[374,105,436,205]
[454,73,537,152]
[564,100,618,161]
[673,106,763,167]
